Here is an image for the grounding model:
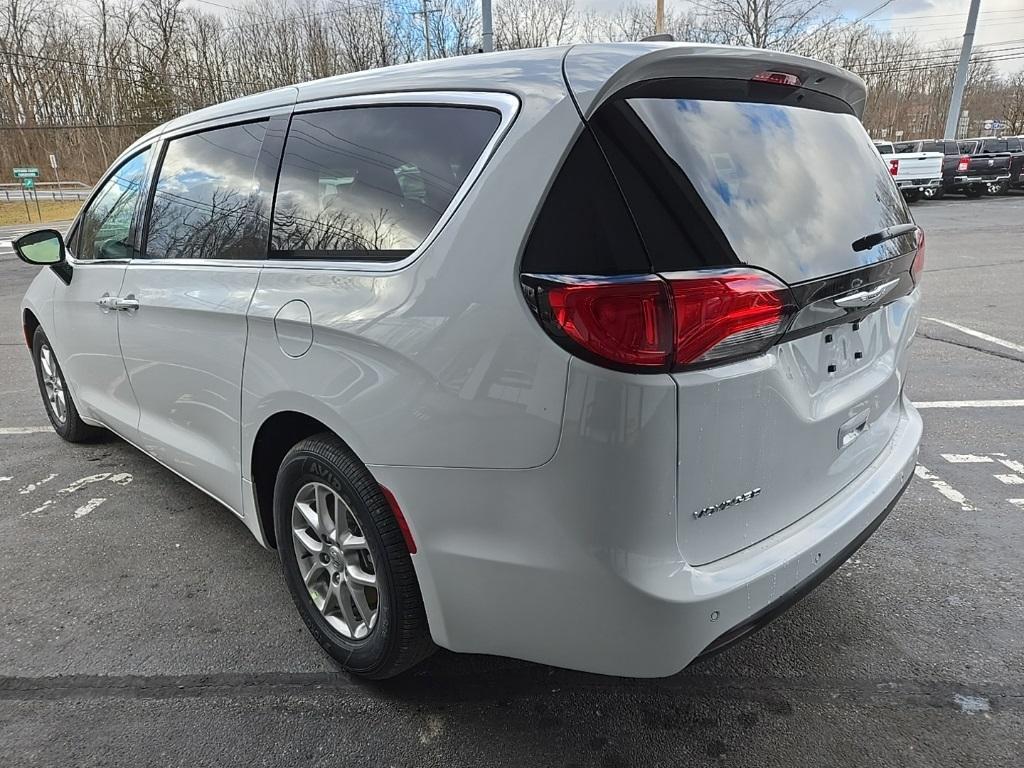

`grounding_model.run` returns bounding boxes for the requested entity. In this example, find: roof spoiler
[563,43,868,119]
